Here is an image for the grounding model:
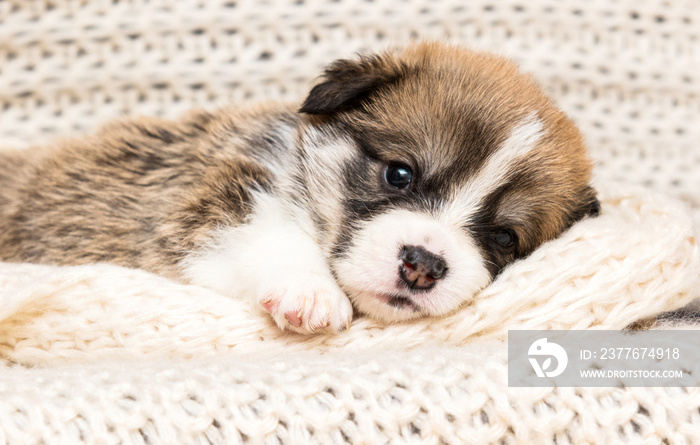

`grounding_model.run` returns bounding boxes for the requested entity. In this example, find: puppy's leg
[182,193,352,334]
